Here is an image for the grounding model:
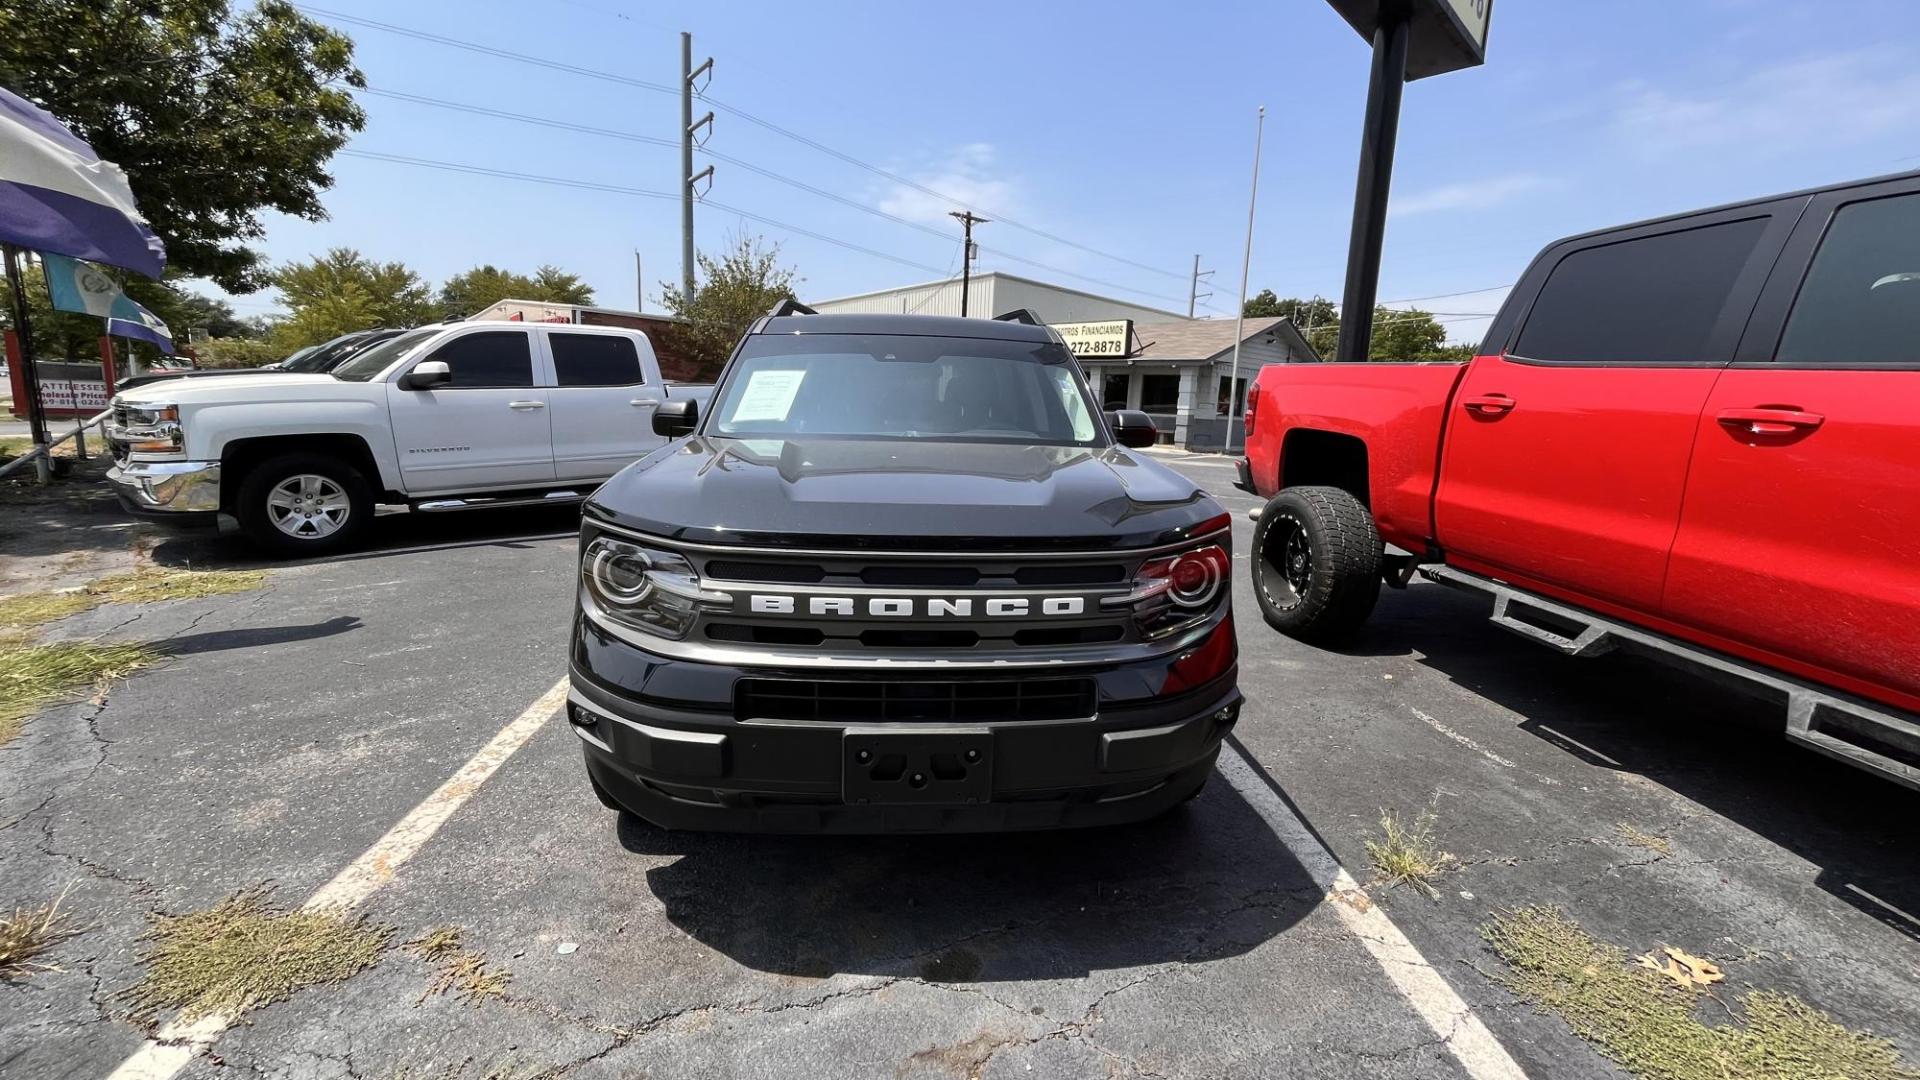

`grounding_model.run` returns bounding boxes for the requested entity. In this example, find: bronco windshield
[707,333,1103,446]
